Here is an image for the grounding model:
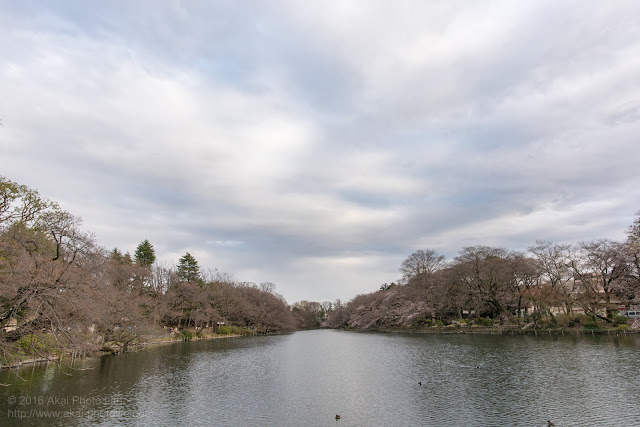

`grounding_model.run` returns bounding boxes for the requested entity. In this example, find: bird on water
[547,421,556,426]
[335,415,341,420]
